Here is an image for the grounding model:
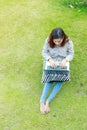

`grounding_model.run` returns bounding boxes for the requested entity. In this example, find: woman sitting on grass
[40,27,74,114]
